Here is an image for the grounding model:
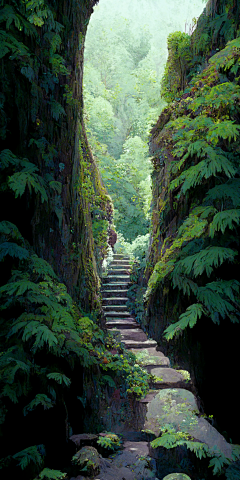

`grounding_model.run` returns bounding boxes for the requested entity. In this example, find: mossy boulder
[71,446,101,477]
[162,475,191,480]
